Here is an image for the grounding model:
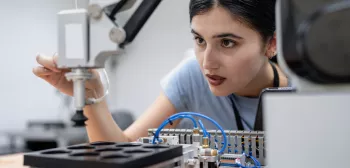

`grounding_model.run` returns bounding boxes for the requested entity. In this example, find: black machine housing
[278,0,350,84]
